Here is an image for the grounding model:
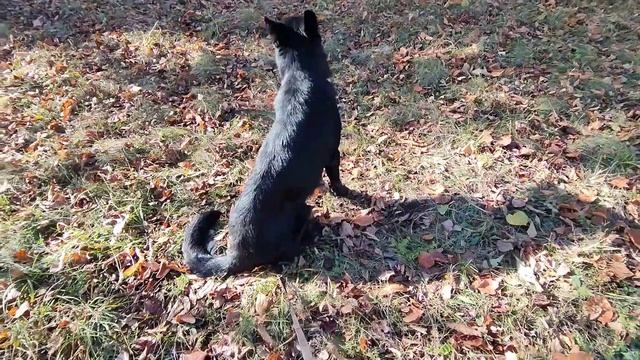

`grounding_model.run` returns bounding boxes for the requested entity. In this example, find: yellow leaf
[506,211,529,226]
[123,258,144,278]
